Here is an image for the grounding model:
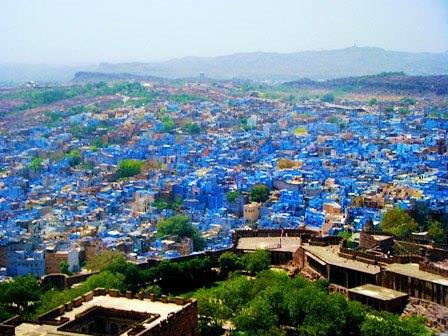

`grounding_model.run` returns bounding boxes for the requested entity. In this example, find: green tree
[117,159,144,179]
[249,184,270,203]
[140,284,162,298]
[196,292,232,336]
[226,190,241,203]
[218,251,241,274]
[106,257,146,292]
[66,149,82,167]
[242,249,270,274]
[427,219,446,245]
[184,122,201,134]
[368,98,379,106]
[29,157,43,172]
[400,97,416,106]
[361,312,433,336]
[162,116,176,133]
[86,250,126,272]
[380,207,418,239]
[234,295,279,334]
[83,271,126,292]
[59,261,72,276]
[35,271,126,317]
[157,215,205,251]
[0,276,41,314]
